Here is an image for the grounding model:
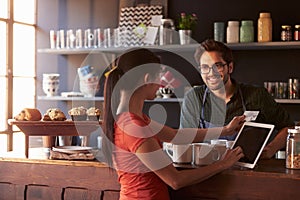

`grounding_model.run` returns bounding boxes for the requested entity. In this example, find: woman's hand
[260,145,277,159]
[223,115,246,136]
[219,146,244,168]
